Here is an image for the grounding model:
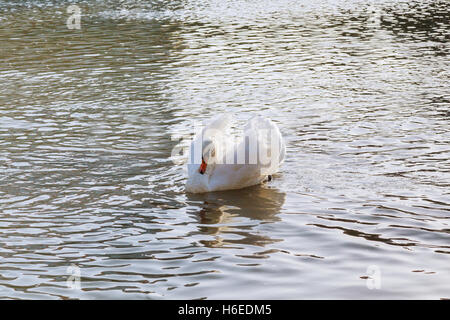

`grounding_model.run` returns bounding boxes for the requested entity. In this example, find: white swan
[186,114,286,193]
